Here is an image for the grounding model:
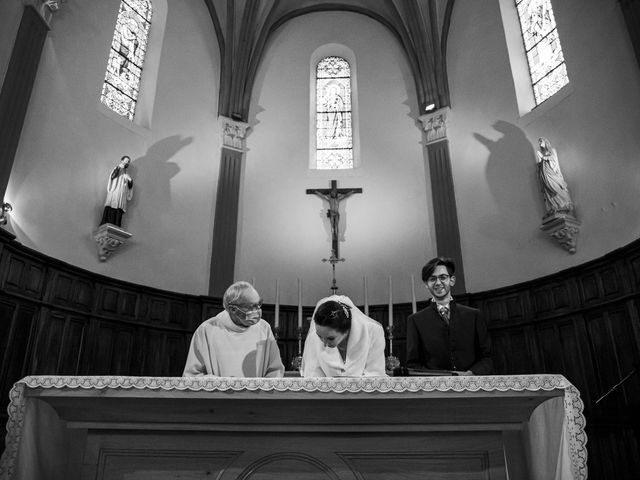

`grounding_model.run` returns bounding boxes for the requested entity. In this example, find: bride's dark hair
[313,300,352,333]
